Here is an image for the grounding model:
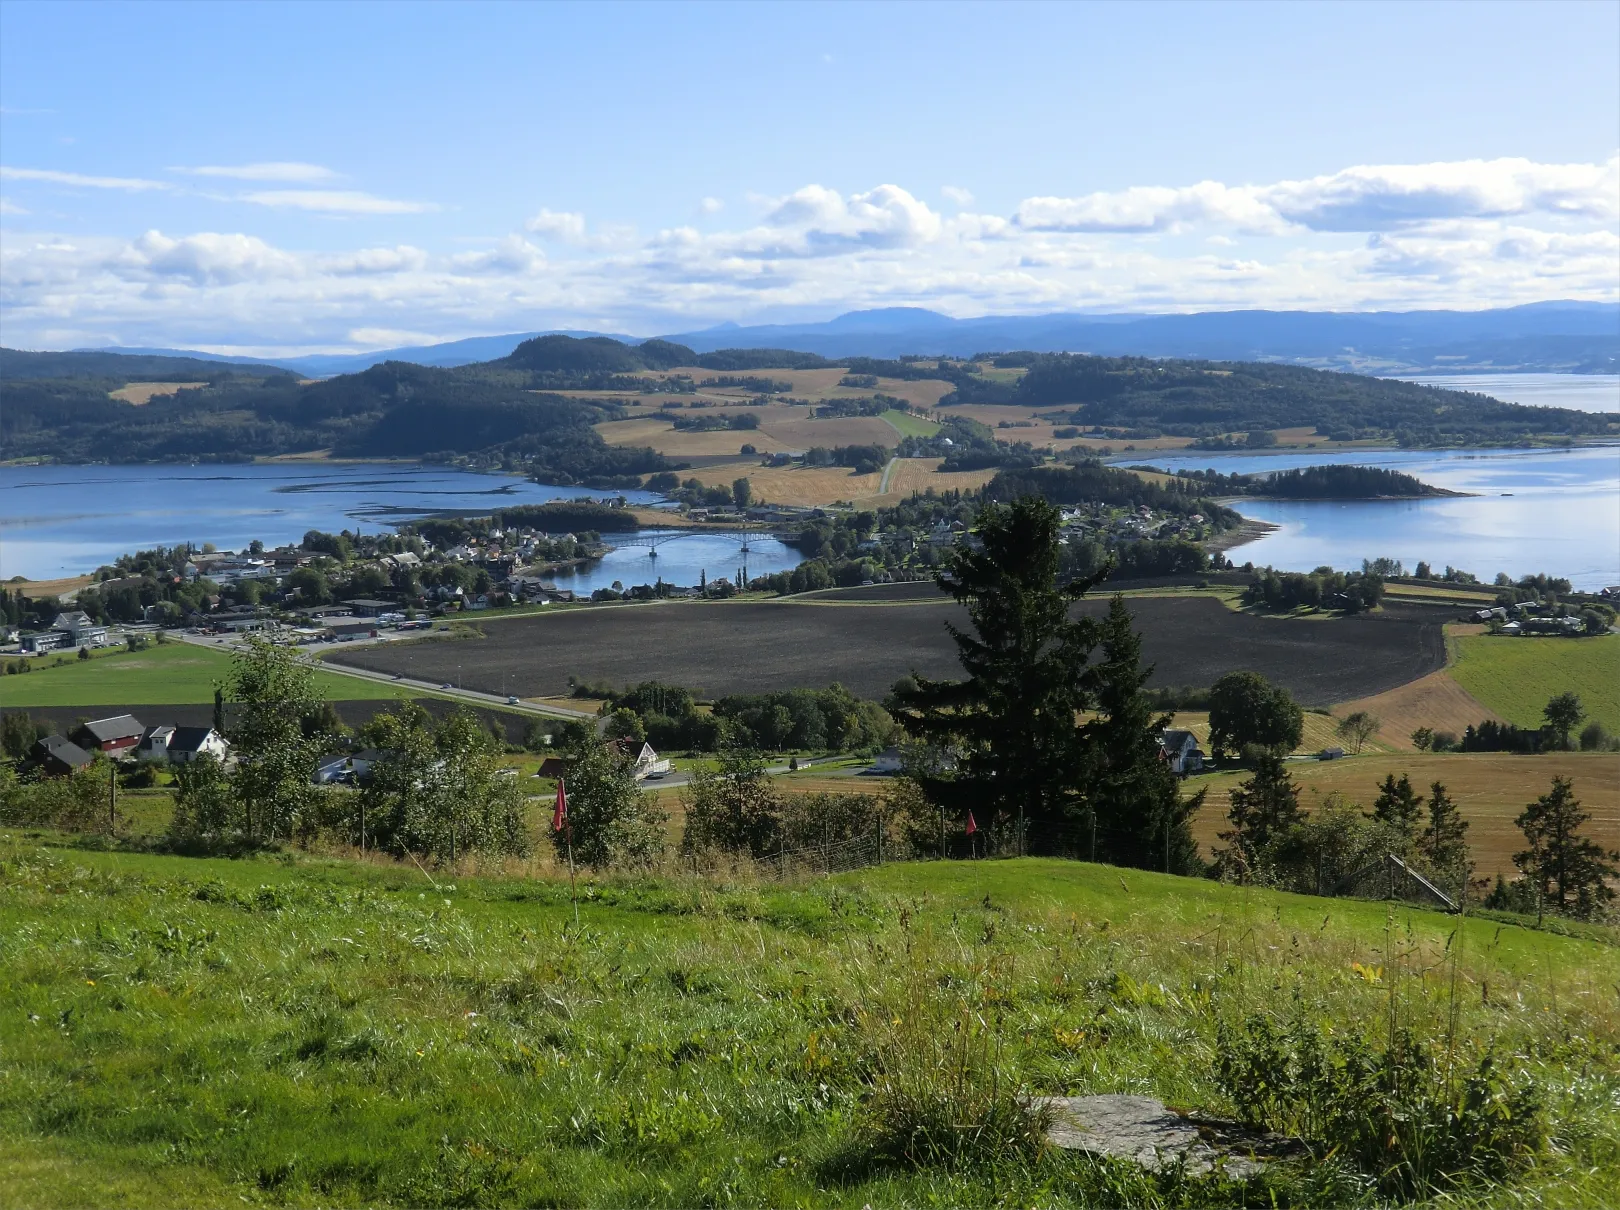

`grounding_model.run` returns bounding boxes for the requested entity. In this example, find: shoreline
[1205,515,1279,556]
